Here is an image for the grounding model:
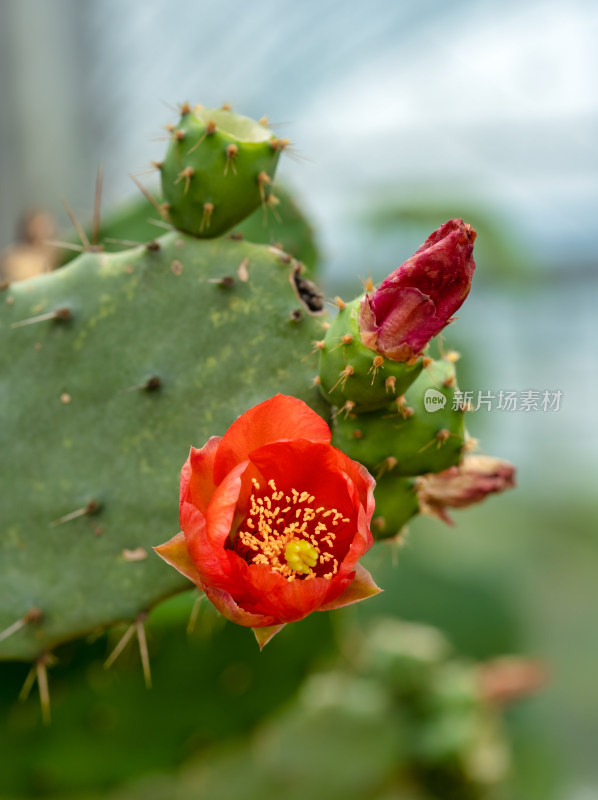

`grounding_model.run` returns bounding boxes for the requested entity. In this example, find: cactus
[58,183,320,273]
[331,358,466,477]
[160,105,285,237]
[318,297,424,412]
[0,103,514,674]
[0,231,329,663]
